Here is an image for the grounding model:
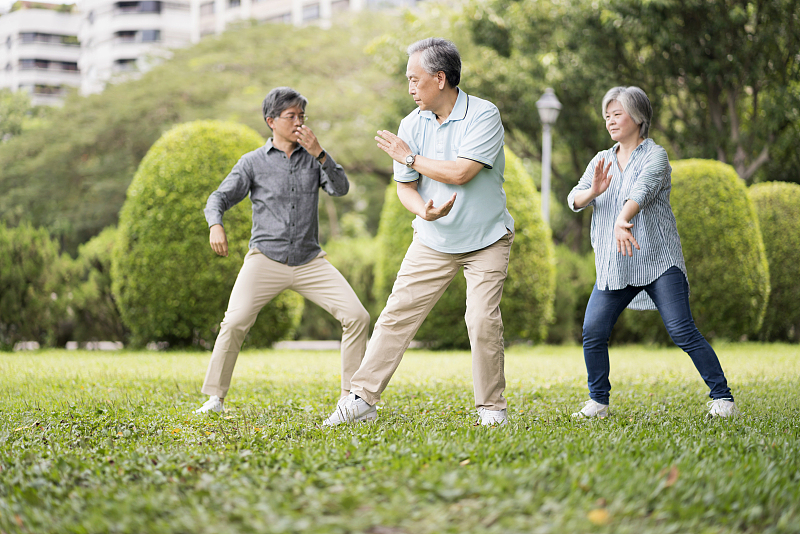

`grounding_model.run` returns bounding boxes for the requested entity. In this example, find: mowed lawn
[1,343,799,533]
